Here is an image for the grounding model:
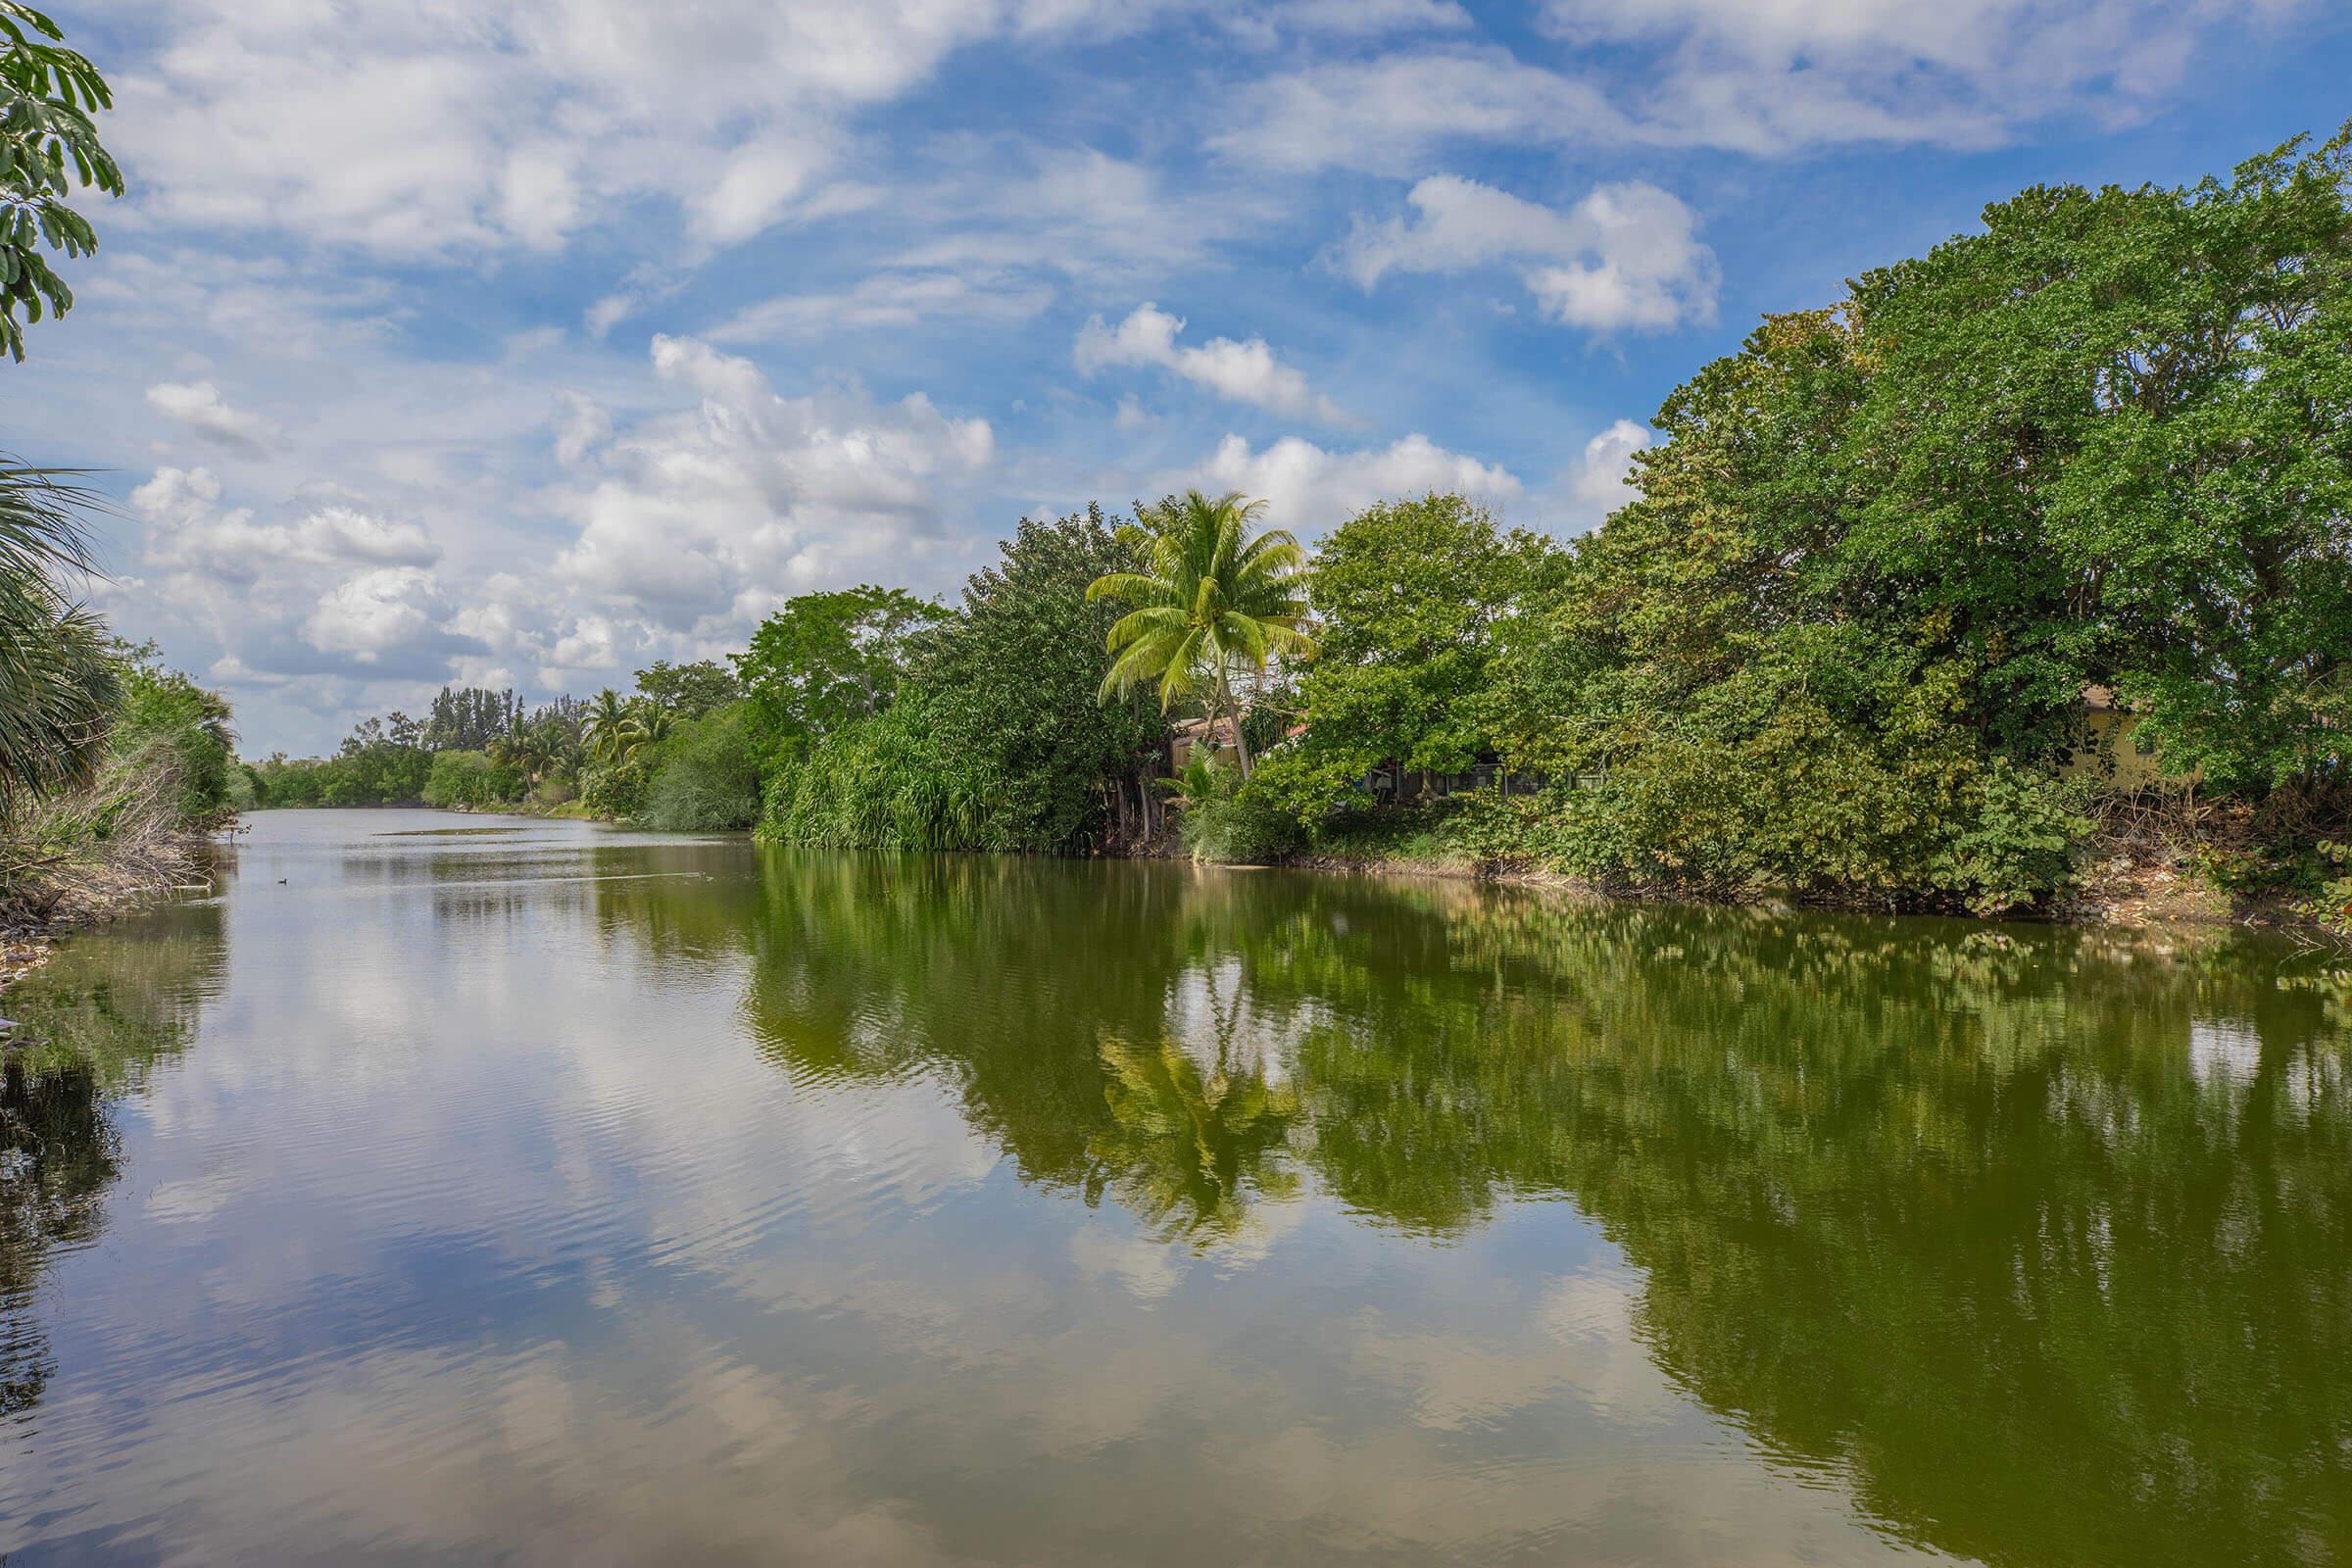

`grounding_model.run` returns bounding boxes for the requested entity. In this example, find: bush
[579,758,650,820]
[110,659,235,825]
[2300,843,2352,941]
[760,696,985,849]
[1174,760,1303,865]
[1532,709,2088,914]
[641,704,761,831]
